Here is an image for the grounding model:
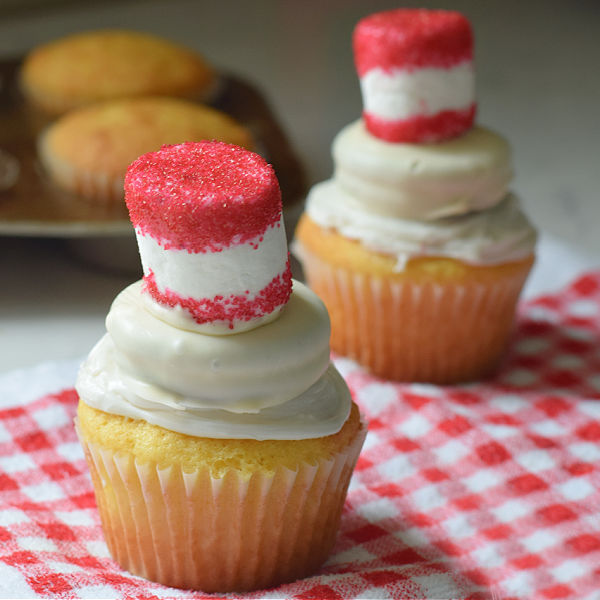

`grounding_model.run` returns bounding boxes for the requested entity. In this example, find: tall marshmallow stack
[125,141,292,334]
[353,8,476,143]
